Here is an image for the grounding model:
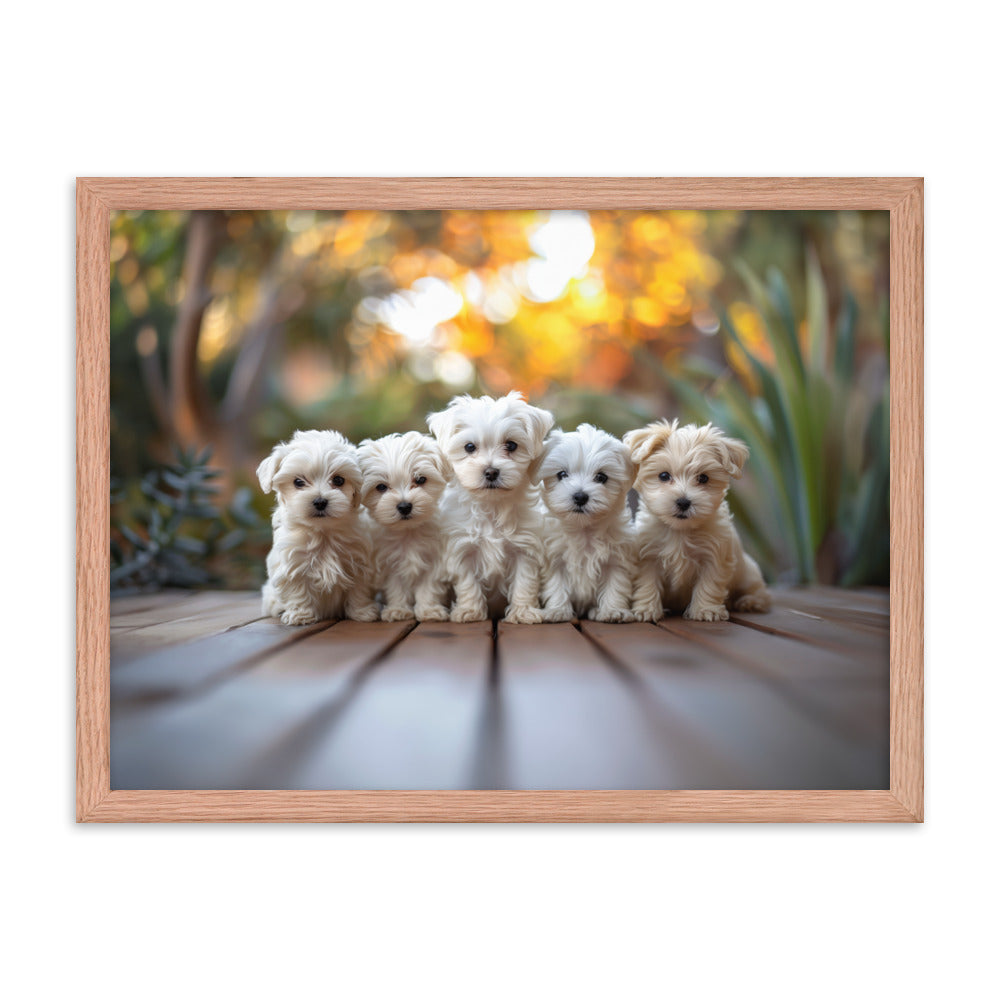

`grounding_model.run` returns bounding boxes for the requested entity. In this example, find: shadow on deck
[110,587,889,791]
